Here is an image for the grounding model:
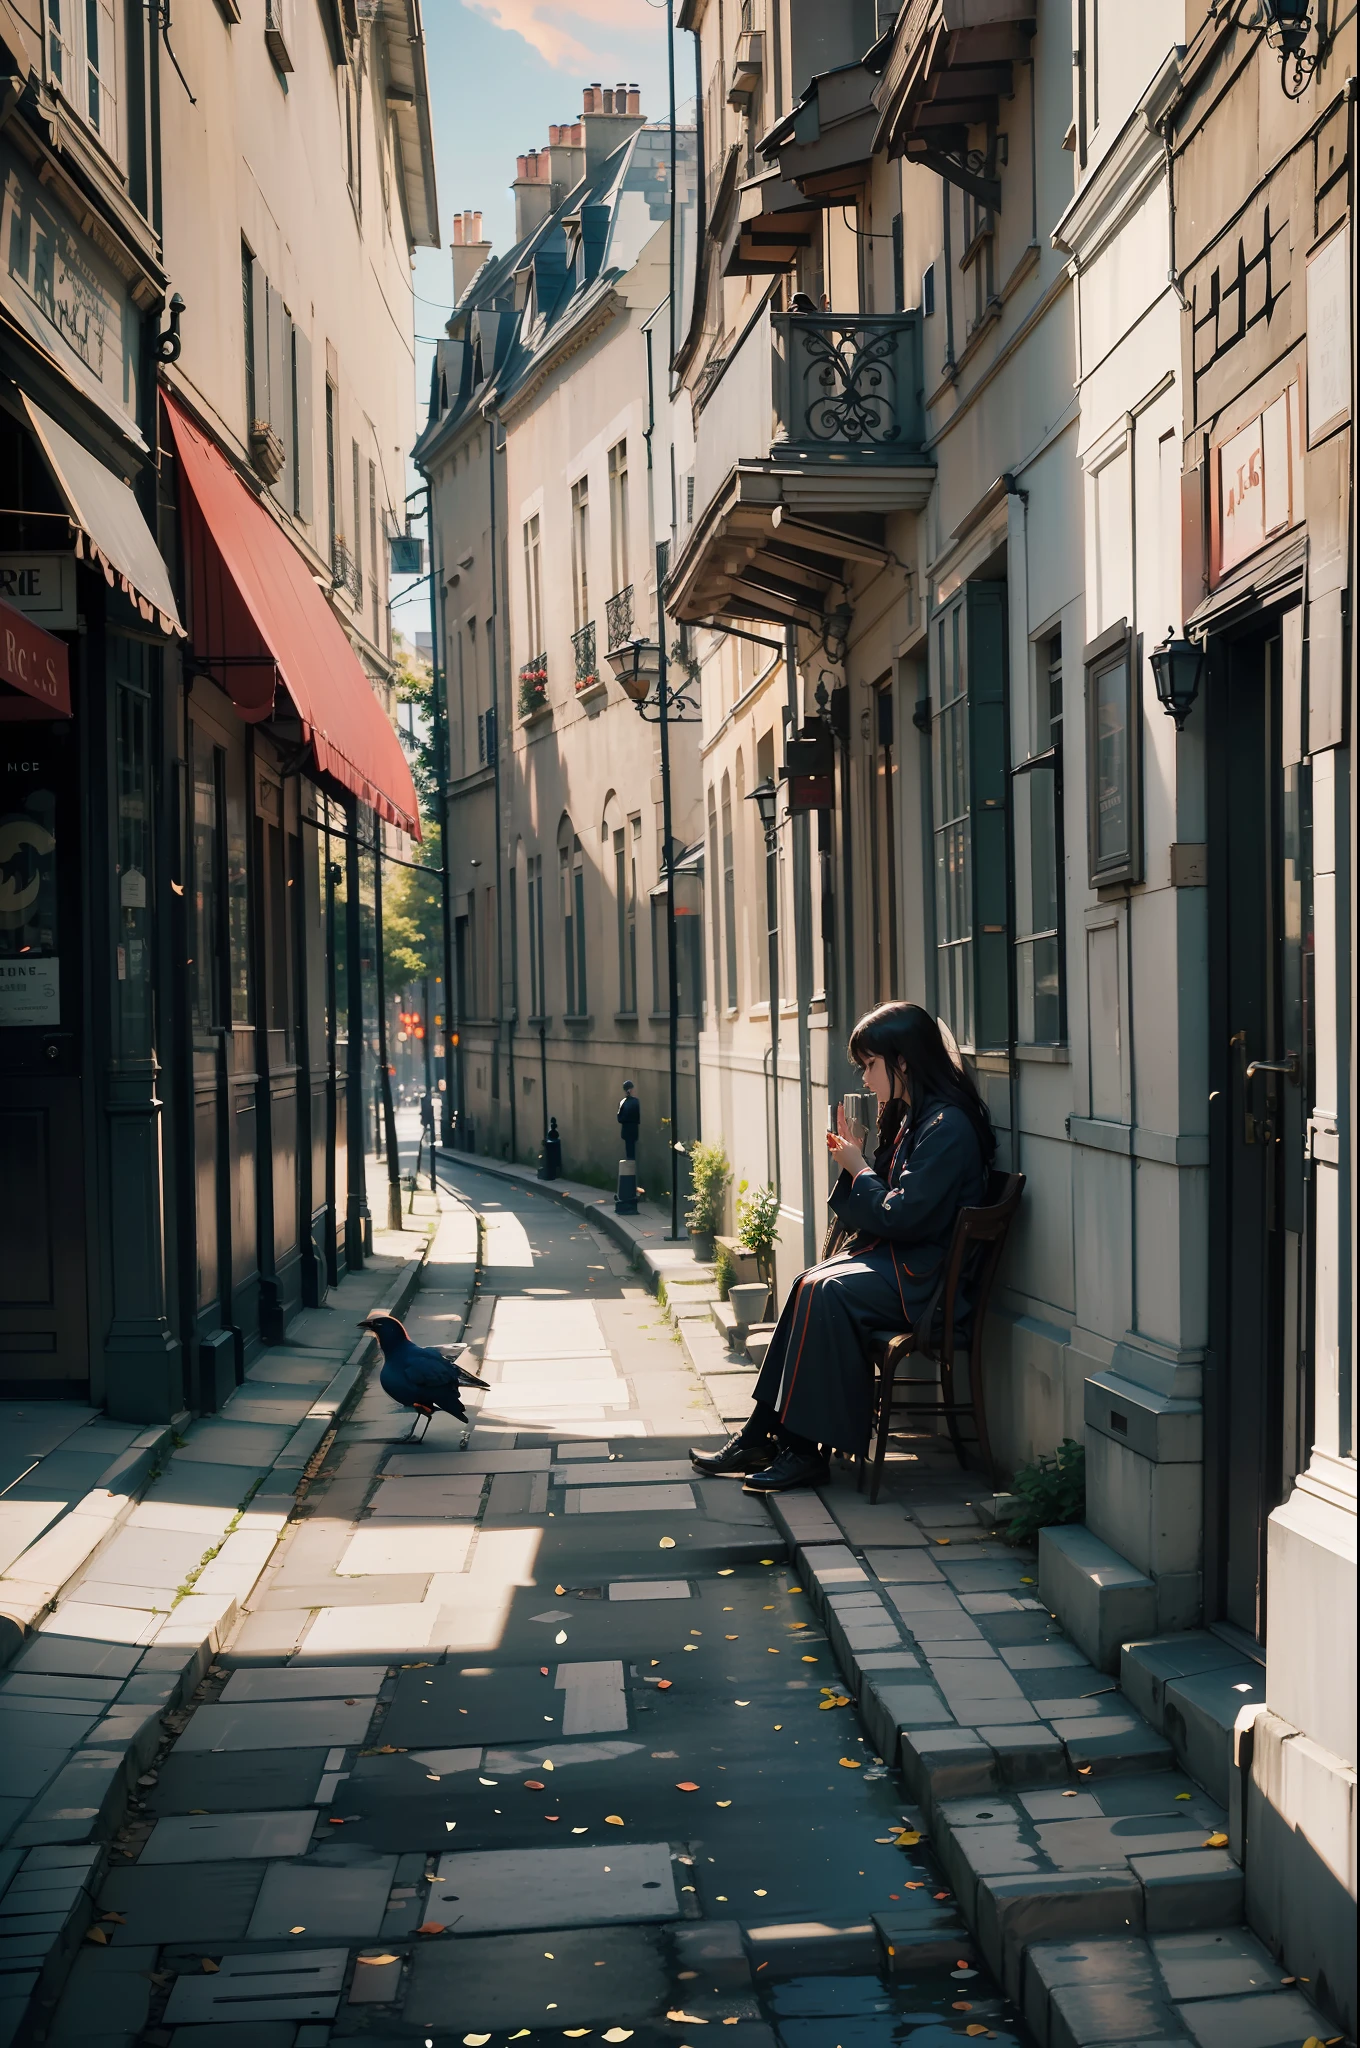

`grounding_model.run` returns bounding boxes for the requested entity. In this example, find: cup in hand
[841,1092,874,1146]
